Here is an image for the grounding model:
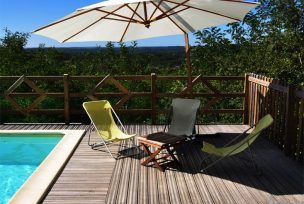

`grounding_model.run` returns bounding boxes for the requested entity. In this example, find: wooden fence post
[284,85,297,156]
[243,73,250,124]
[63,74,70,124]
[151,73,157,125]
